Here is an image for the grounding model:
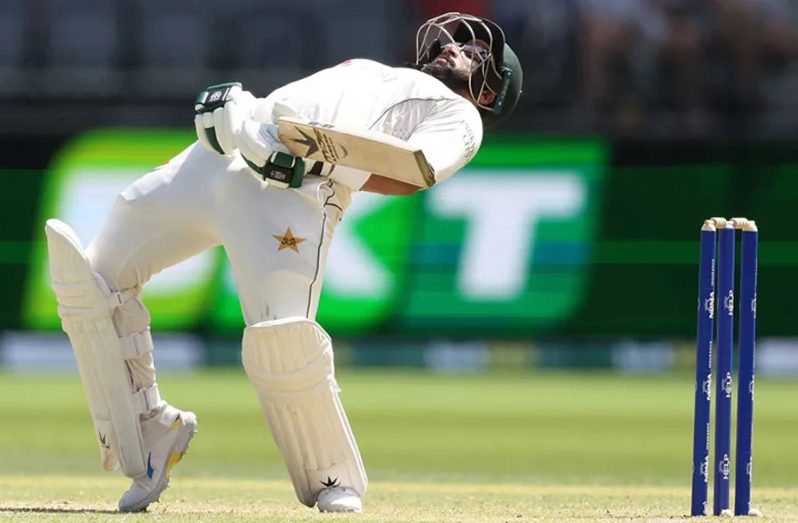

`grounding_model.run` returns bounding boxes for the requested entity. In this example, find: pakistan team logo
[273,227,306,254]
